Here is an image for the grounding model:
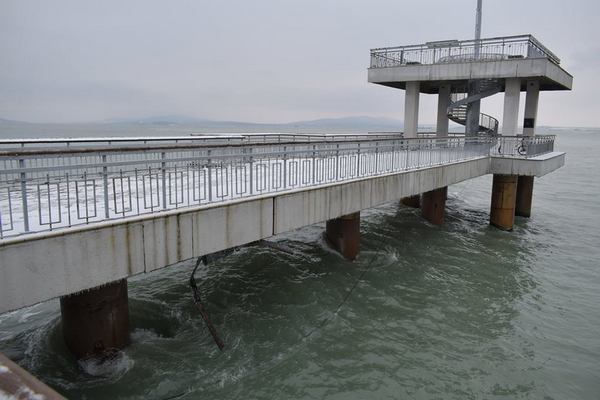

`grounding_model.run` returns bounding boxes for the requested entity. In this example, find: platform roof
[368,34,573,93]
